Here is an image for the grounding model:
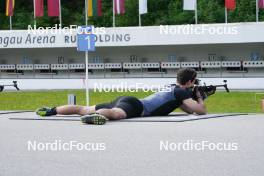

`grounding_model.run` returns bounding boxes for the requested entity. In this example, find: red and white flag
[114,0,125,15]
[34,0,44,17]
[225,0,236,10]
